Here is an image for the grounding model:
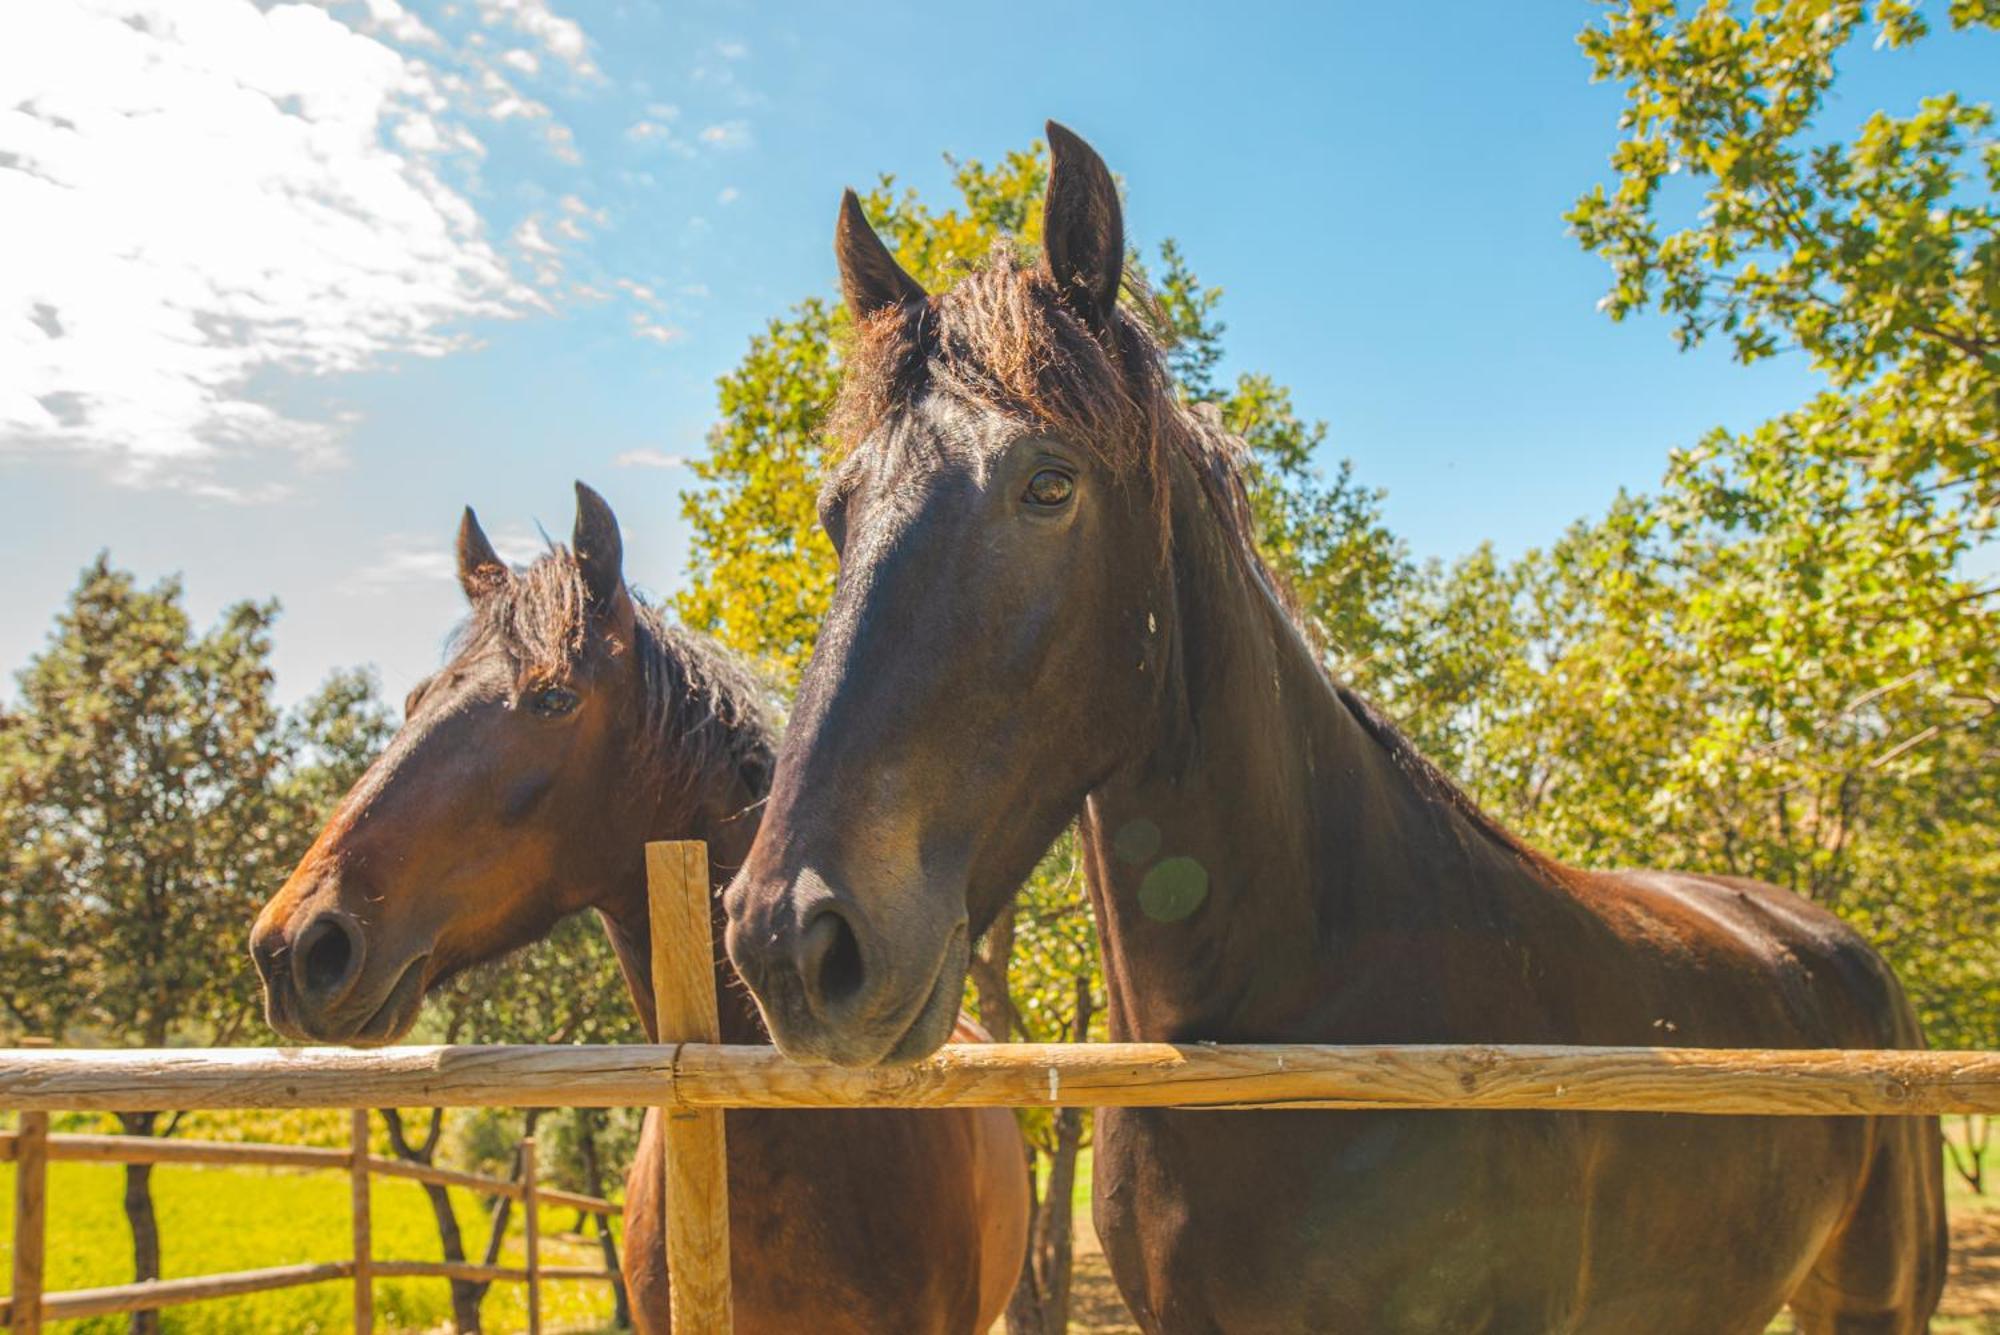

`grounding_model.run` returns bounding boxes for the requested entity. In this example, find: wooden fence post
[646,840,732,1334]
[349,1109,372,1335]
[521,1135,541,1335]
[11,1109,47,1335]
